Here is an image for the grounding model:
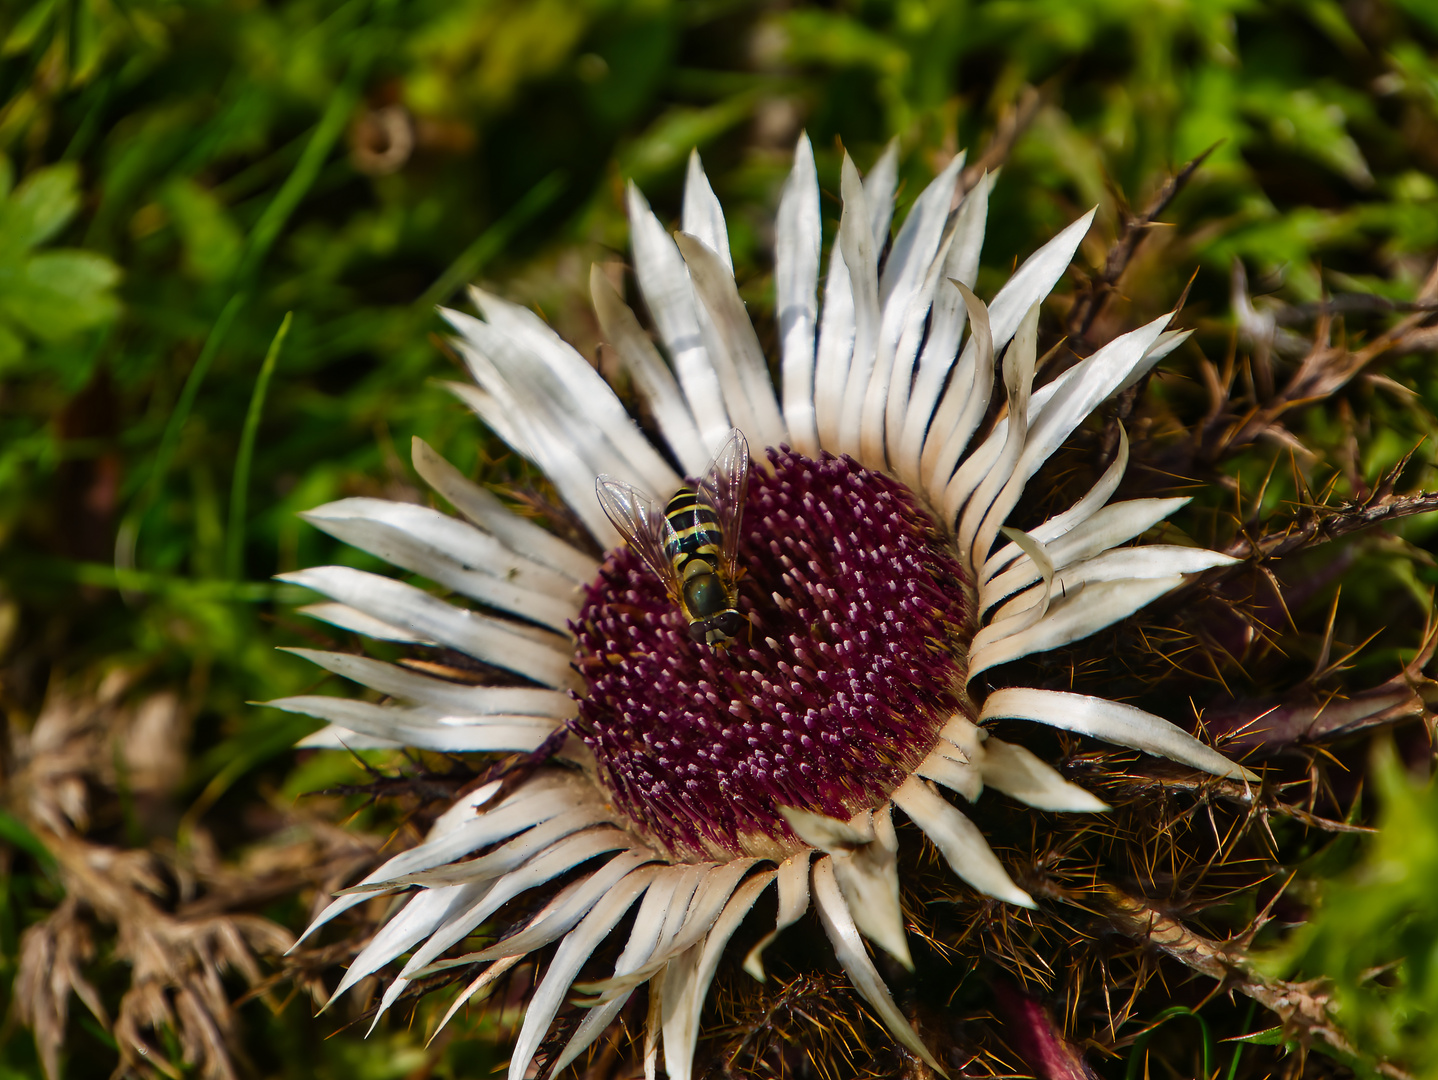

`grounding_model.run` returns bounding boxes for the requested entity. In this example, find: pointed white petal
[981,425,1128,589]
[744,849,814,980]
[662,871,776,1080]
[476,850,656,967]
[293,782,563,948]
[779,806,870,848]
[671,233,764,443]
[644,968,663,1080]
[990,546,1238,624]
[777,132,822,457]
[979,736,1109,812]
[297,601,428,644]
[393,830,641,1010]
[439,379,533,459]
[300,509,578,633]
[306,499,575,600]
[879,151,965,310]
[863,138,900,248]
[445,307,633,492]
[988,208,1097,347]
[264,696,558,754]
[995,315,1172,541]
[969,314,1173,574]
[507,867,657,1080]
[278,567,578,690]
[385,810,614,888]
[813,239,855,451]
[882,224,958,468]
[982,497,1193,604]
[781,807,910,968]
[865,153,966,469]
[952,300,1040,557]
[295,726,404,750]
[979,687,1260,781]
[591,264,709,476]
[917,280,994,502]
[811,856,948,1075]
[891,776,1034,907]
[676,232,787,451]
[549,864,691,1074]
[467,289,681,499]
[586,859,761,998]
[280,648,574,718]
[659,944,702,1080]
[626,182,732,449]
[1124,328,1191,390]
[971,575,1186,676]
[896,172,991,488]
[921,209,1096,495]
[915,745,984,801]
[332,883,484,1004]
[431,953,525,1041]
[682,150,732,272]
[442,374,620,546]
[836,154,883,462]
[977,527,1058,639]
[411,437,597,584]
[349,790,607,898]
